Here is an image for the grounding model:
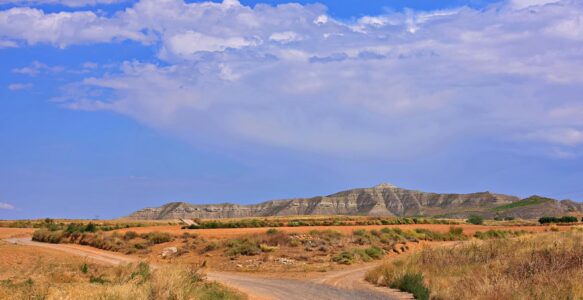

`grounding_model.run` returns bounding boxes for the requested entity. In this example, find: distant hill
[126,183,583,220]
